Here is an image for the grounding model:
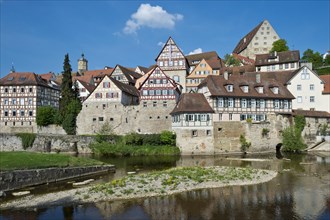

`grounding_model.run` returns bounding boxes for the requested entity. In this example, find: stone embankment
[0,165,115,192]
[0,133,95,154]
